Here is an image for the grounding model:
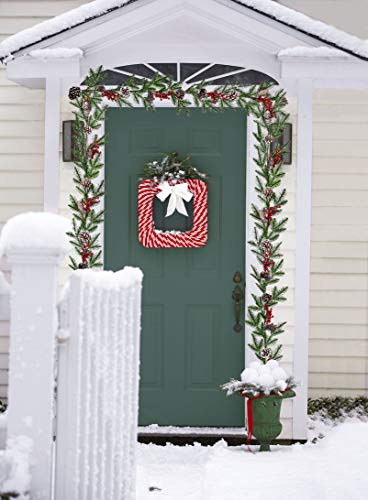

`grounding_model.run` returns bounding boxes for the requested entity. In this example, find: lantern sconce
[62,120,77,162]
[272,122,292,165]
